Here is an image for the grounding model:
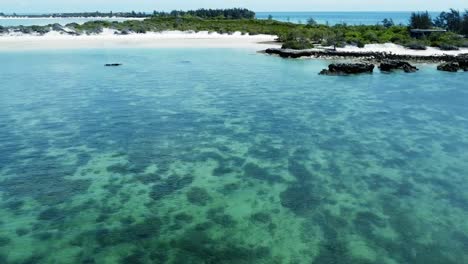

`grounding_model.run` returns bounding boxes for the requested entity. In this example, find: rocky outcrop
[319,63,374,75]
[105,63,122,67]
[264,48,468,64]
[379,60,418,73]
[457,55,468,71]
[437,62,461,72]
